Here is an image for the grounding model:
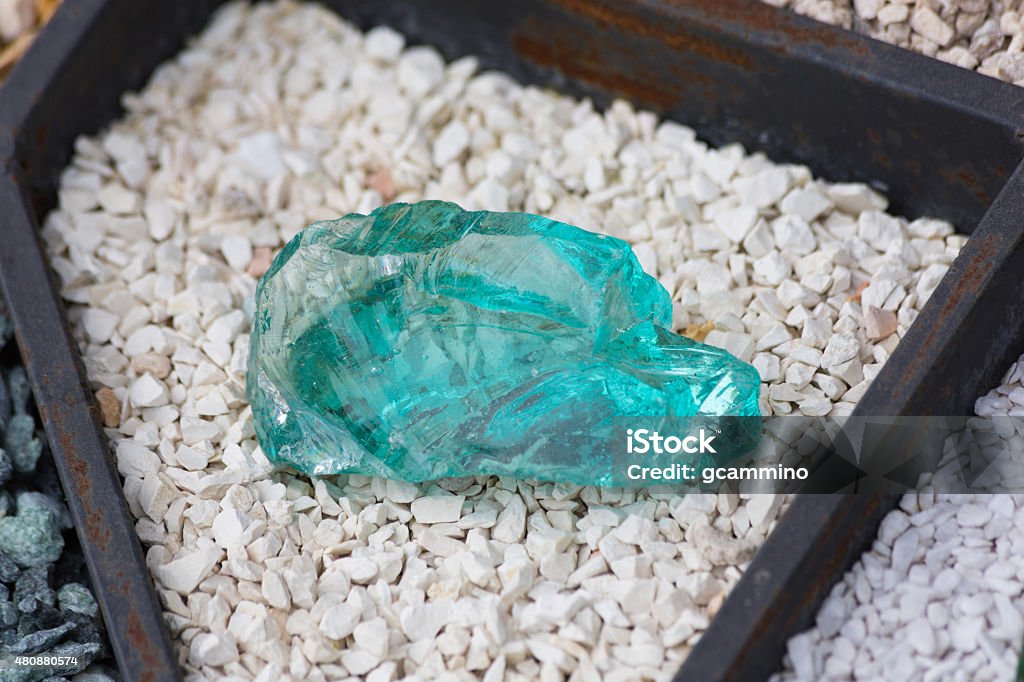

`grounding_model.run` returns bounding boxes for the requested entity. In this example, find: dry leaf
[36,0,60,23]
[682,320,715,343]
